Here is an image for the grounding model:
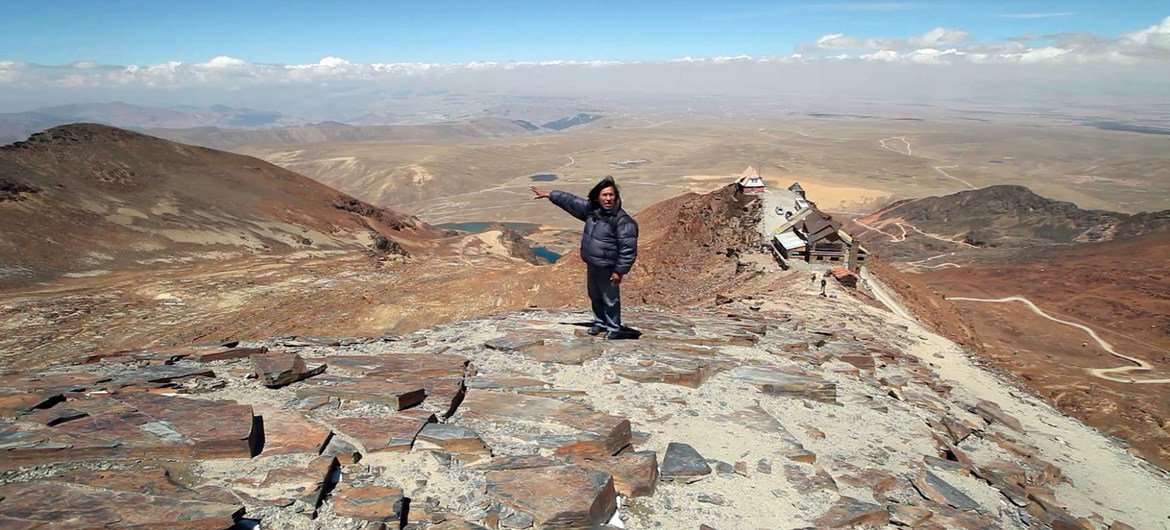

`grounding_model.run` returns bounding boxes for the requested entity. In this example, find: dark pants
[586,264,622,332]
